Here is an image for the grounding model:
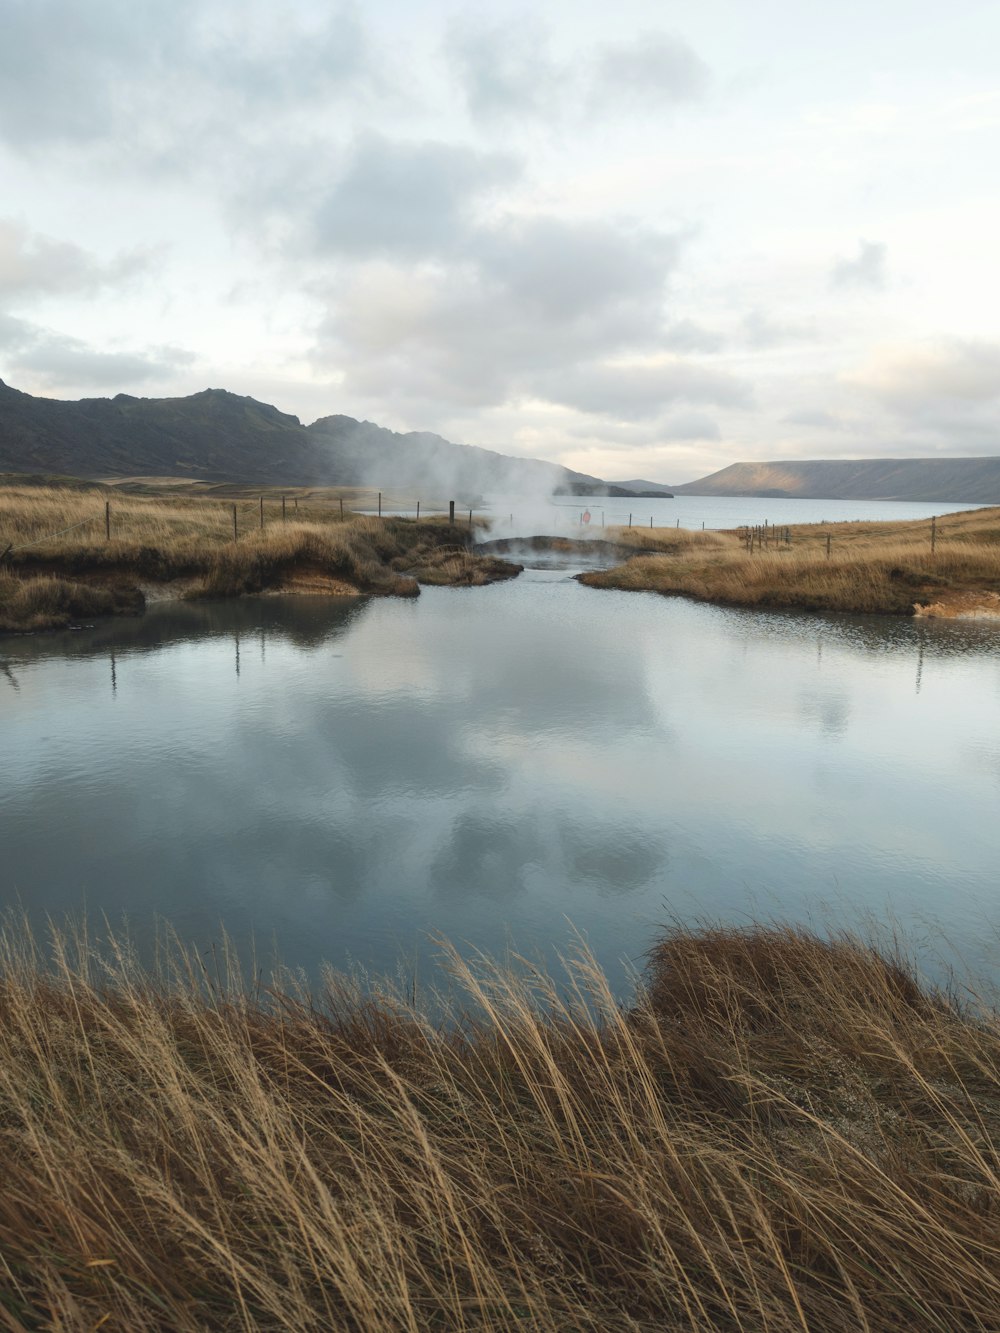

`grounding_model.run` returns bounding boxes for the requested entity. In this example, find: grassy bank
[580,507,1000,616]
[0,482,516,631]
[1,921,999,1330]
